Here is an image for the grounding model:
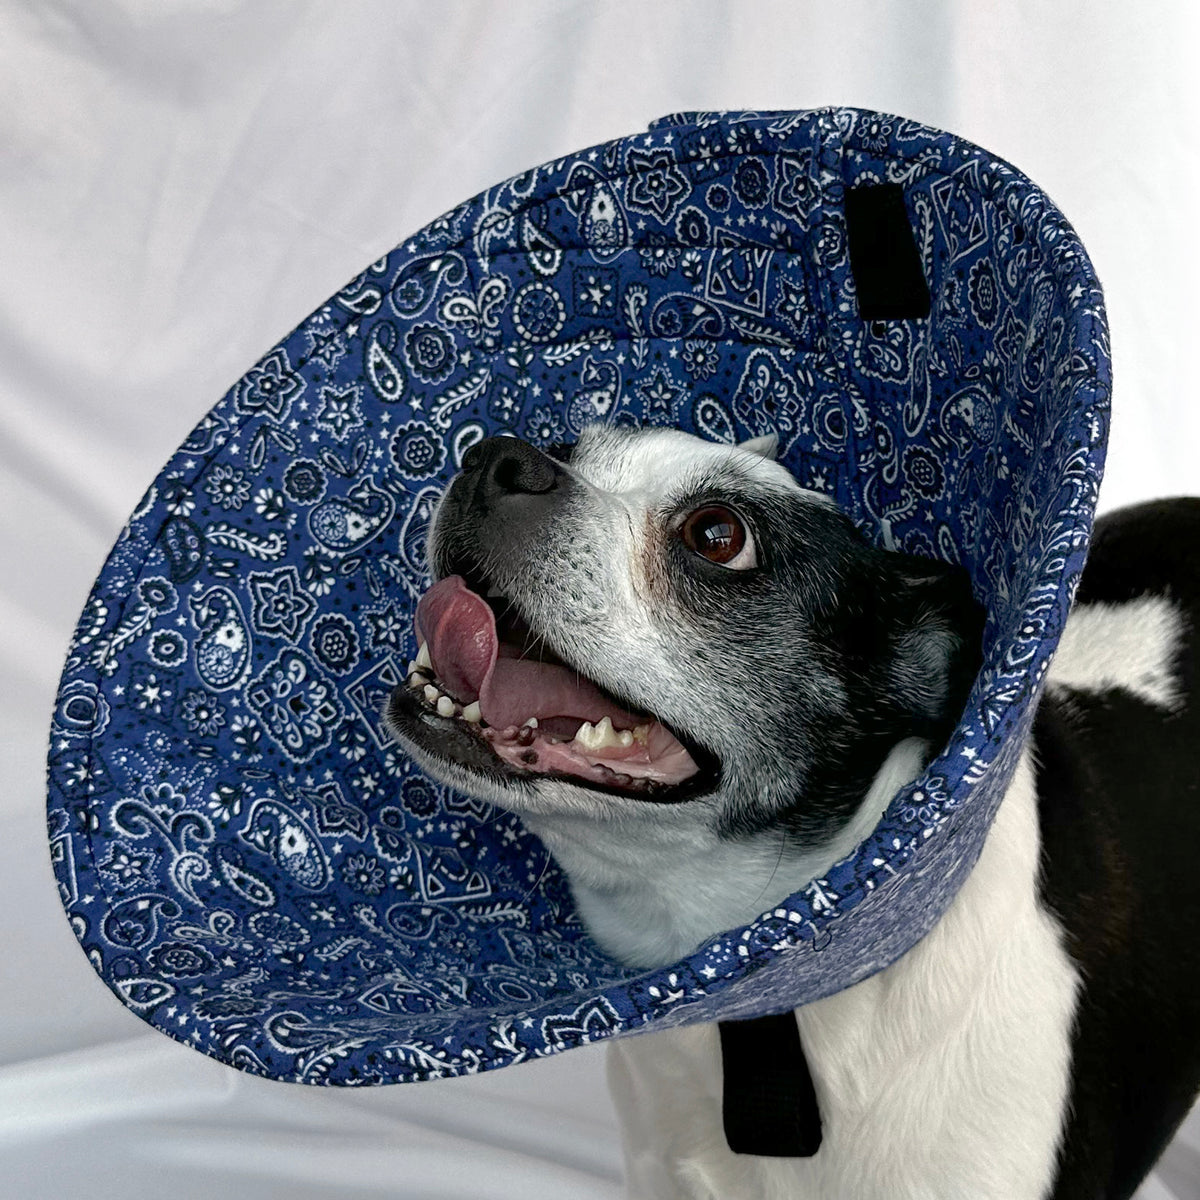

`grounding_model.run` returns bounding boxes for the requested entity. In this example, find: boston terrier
[386,424,1200,1200]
